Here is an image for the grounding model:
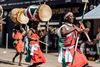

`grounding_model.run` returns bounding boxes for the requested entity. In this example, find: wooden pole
[45,21,49,54]
[72,0,89,65]
[0,20,8,54]
[6,33,8,50]
[0,23,2,46]
[3,33,8,54]
[80,1,91,42]
[72,35,80,65]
